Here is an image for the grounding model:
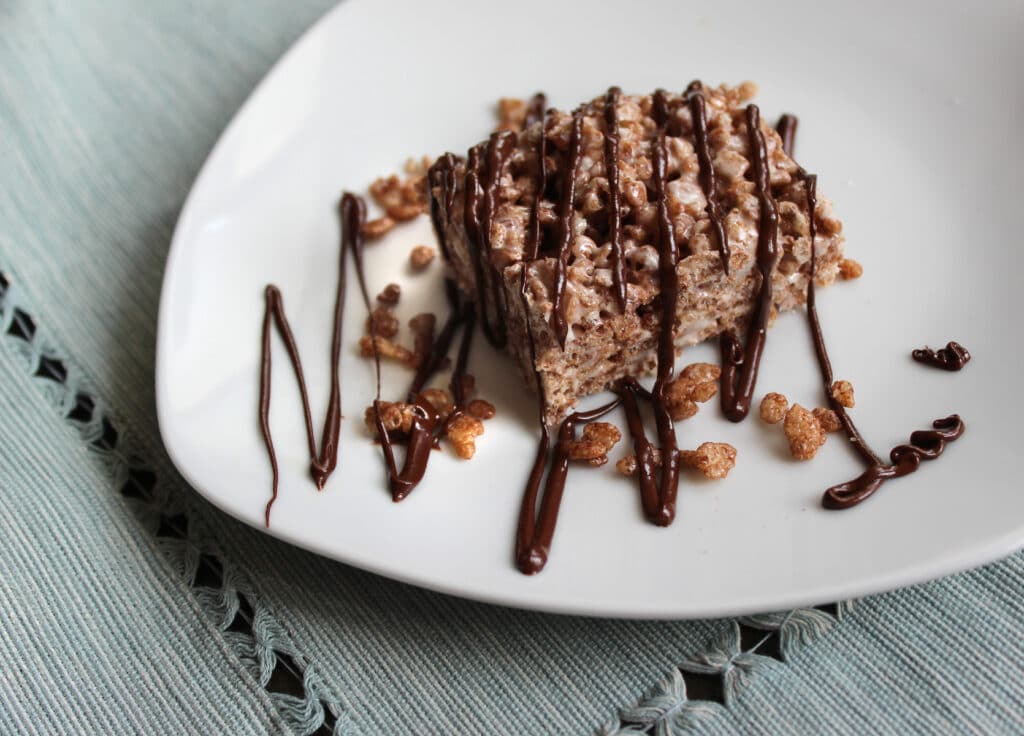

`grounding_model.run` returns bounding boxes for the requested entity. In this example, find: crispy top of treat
[433,82,843,342]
